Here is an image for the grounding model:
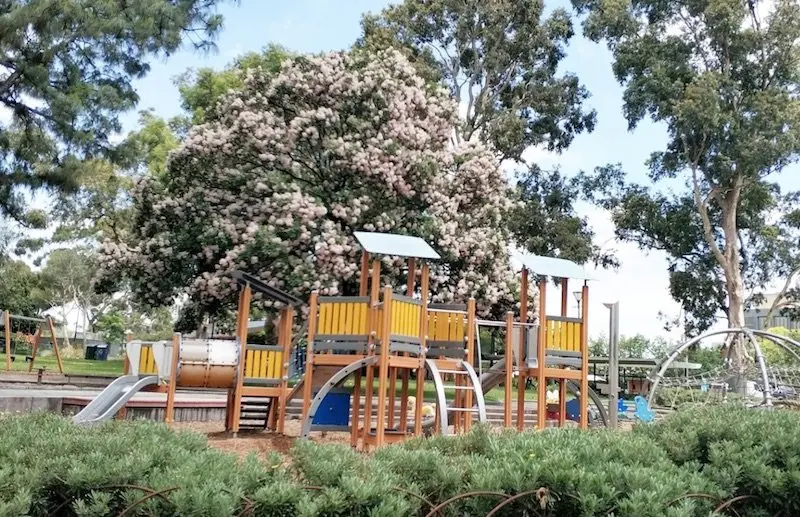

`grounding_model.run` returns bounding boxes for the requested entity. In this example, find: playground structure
[73,230,607,446]
[2,310,64,374]
[74,271,302,430]
[647,328,800,408]
[299,232,601,448]
[299,232,487,448]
